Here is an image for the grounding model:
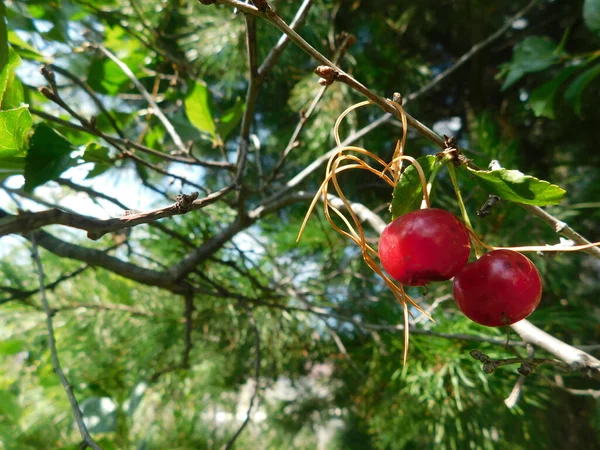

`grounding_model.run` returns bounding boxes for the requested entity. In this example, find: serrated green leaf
[0,105,32,156]
[584,0,600,35]
[465,166,566,206]
[185,80,217,140]
[564,63,600,116]
[216,96,244,140]
[502,37,561,91]
[24,123,75,191]
[391,155,437,219]
[529,66,579,119]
